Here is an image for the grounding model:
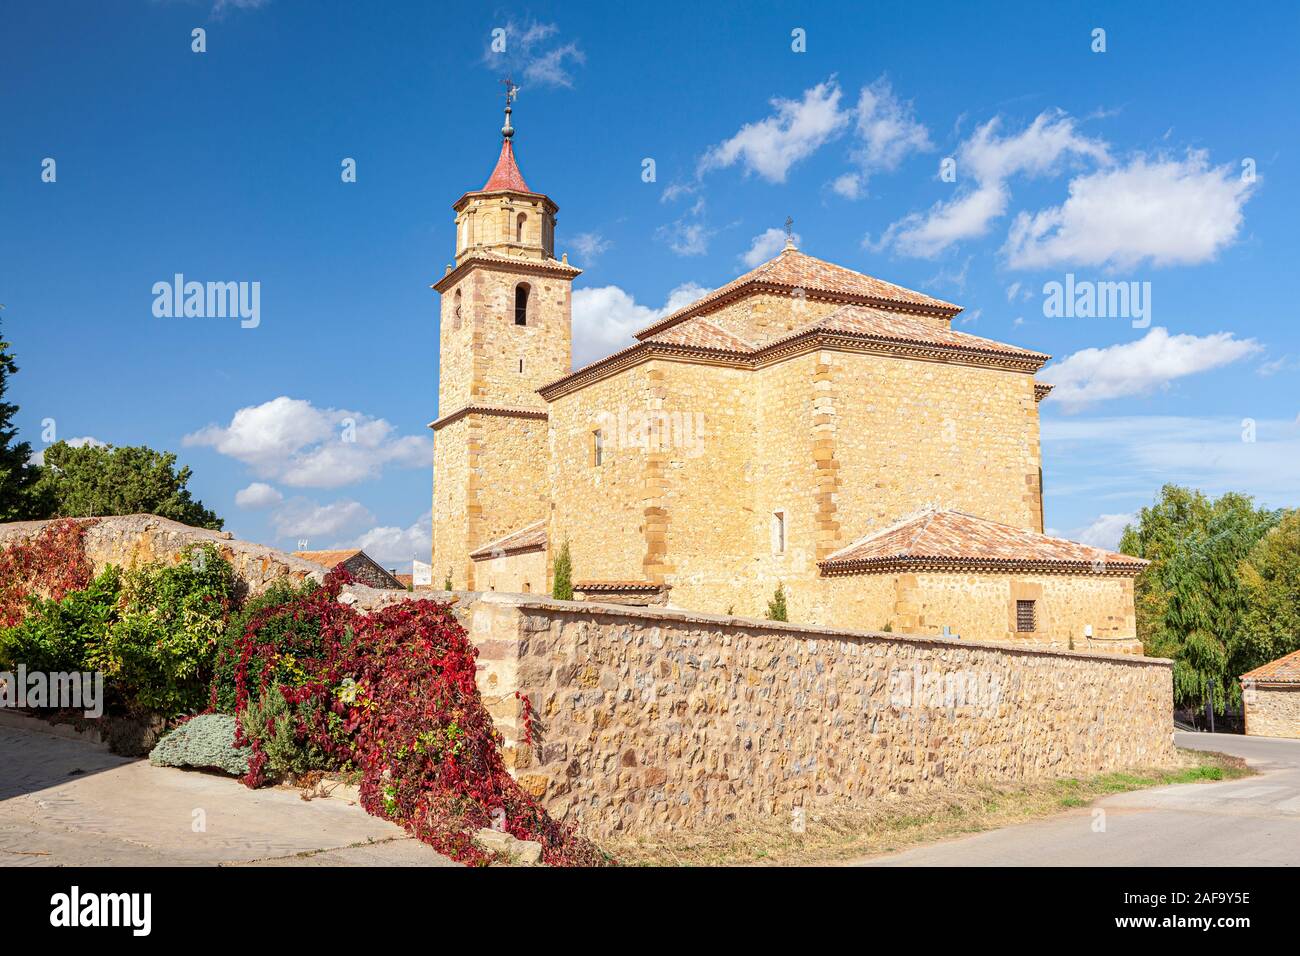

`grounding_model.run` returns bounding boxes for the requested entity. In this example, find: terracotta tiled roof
[574,581,667,592]
[469,520,547,561]
[293,549,364,570]
[819,509,1147,576]
[1241,649,1300,685]
[649,317,757,351]
[644,304,1047,363]
[483,139,530,192]
[637,247,960,340]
